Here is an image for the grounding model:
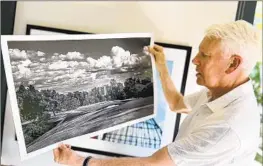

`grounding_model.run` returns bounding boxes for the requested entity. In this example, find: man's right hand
[145,44,189,113]
[145,44,168,73]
